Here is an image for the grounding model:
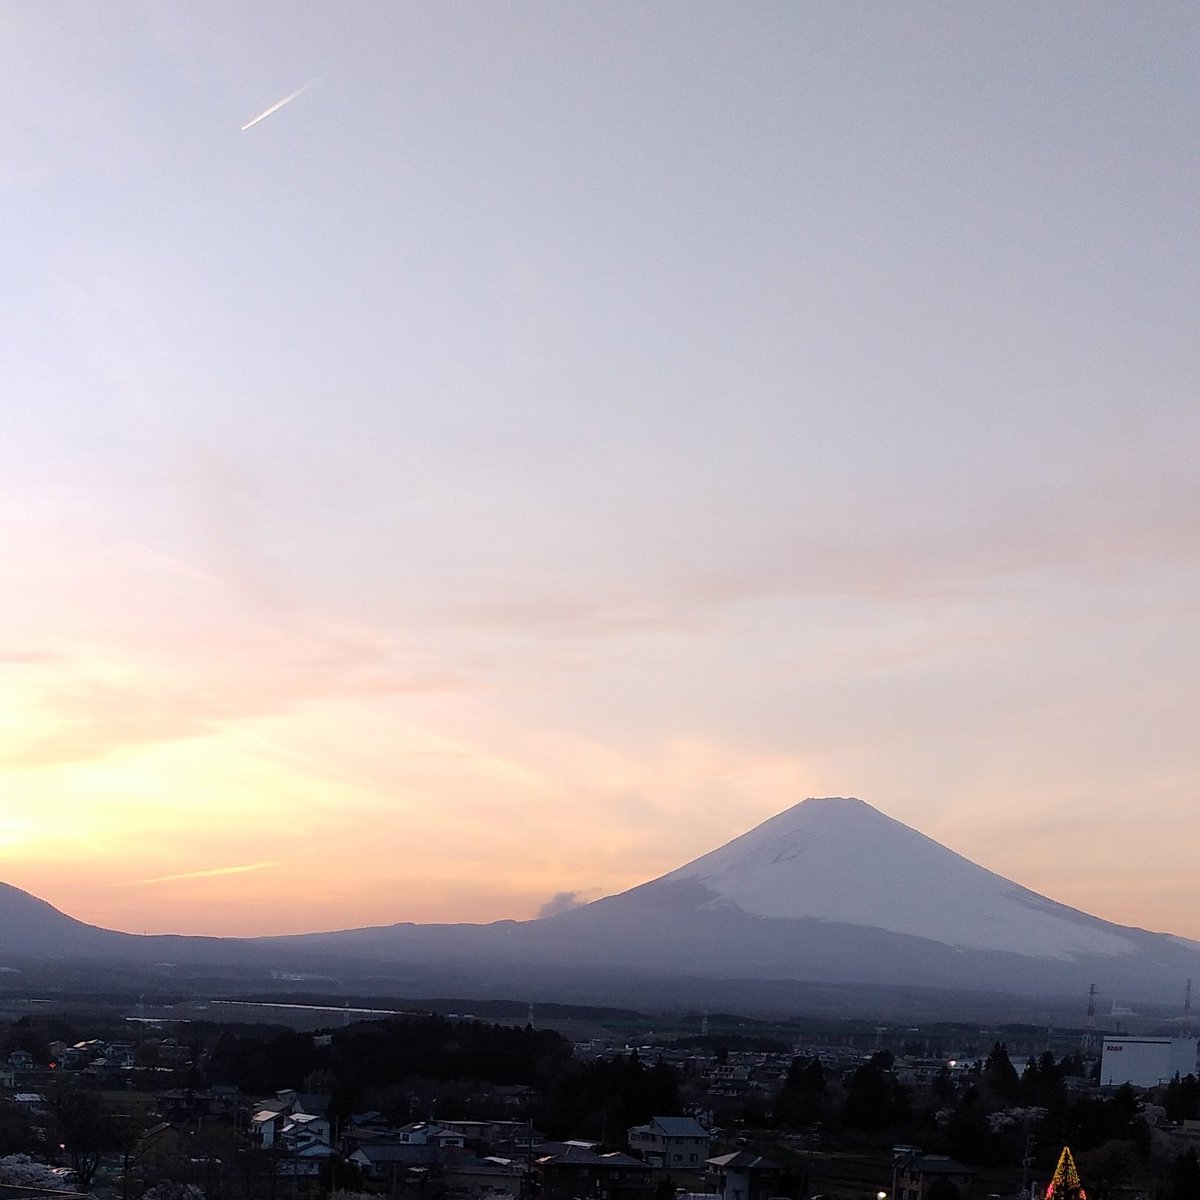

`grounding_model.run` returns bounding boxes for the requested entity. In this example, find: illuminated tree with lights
[1045,1145,1086,1200]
